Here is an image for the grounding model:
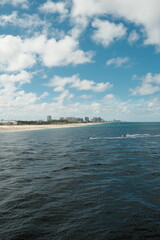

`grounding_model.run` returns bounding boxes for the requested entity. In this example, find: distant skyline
[1,0,160,121]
